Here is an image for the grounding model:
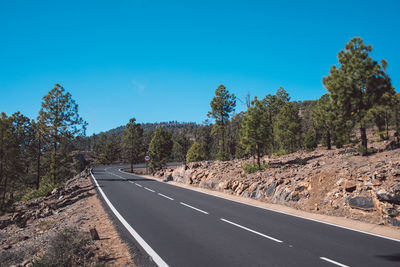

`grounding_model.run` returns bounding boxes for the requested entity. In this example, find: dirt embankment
[153,139,400,229]
[0,171,135,266]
